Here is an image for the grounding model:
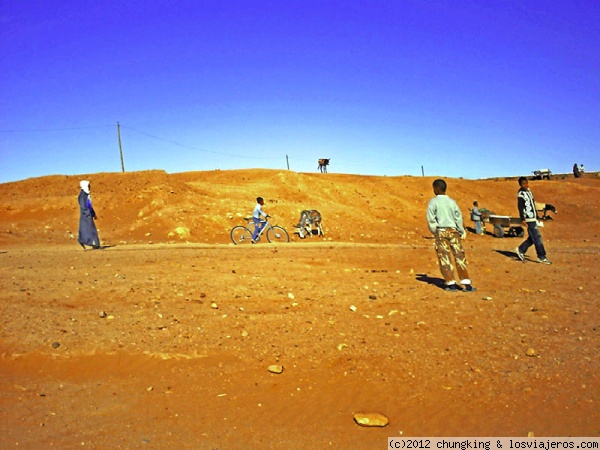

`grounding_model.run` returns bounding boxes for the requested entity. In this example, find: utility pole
[286,154,290,170]
[421,165,424,176]
[117,122,125,172]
